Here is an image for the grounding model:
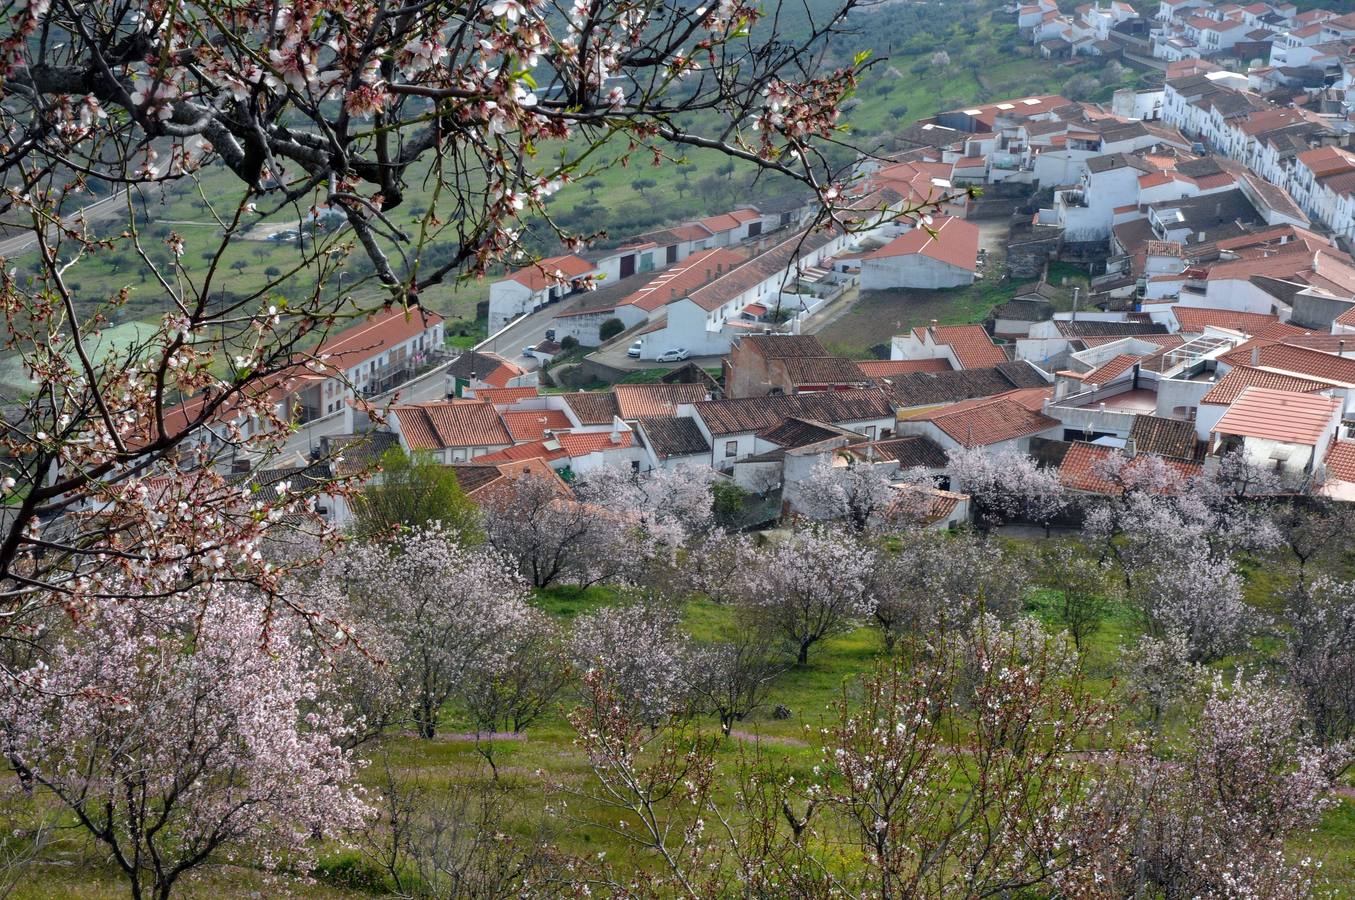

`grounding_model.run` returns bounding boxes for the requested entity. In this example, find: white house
[859,217,979,290]
[1210,385,1343,479]
[487,254,602,332]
